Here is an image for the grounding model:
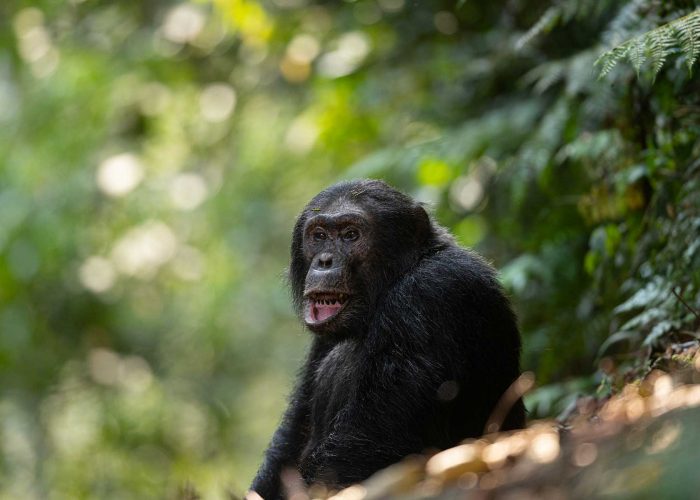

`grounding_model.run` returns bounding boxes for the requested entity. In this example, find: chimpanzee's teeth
[312,294,349,306]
